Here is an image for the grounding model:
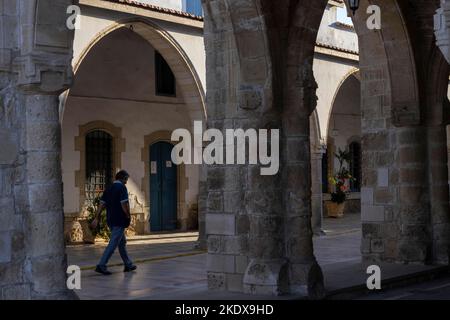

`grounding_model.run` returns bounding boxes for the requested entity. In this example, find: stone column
[203,0,251,294]
[282,103,324,298]
[396,127,431,263]
[0,0,76,299]
[195,164,207,250]
[21,92,76,299]
[311,149,325,236]
[427,125,450,264]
